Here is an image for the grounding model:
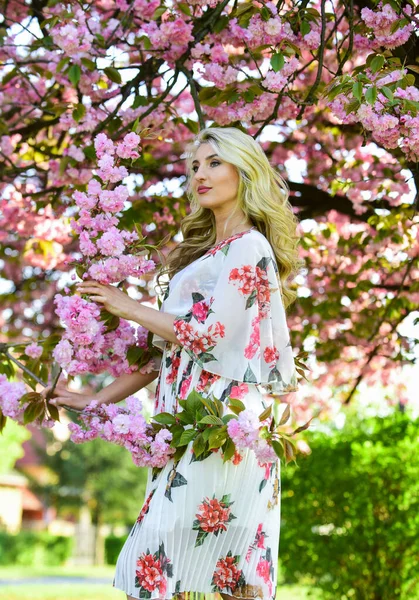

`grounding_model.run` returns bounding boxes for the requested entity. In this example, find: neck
[214,221,254,244]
